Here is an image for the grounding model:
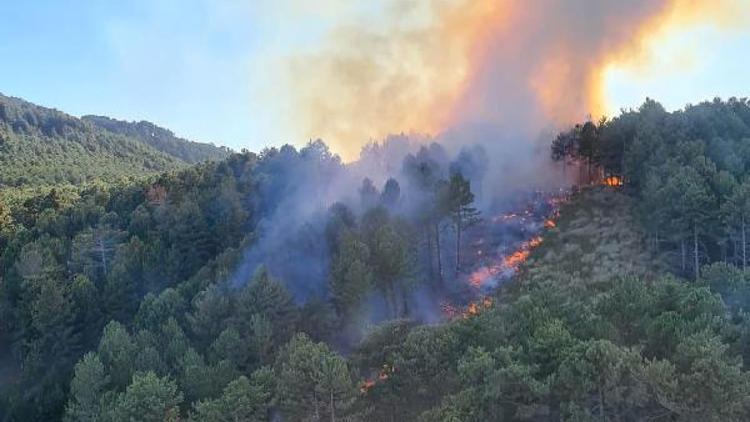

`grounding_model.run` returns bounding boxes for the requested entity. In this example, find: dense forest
[553,97,750,279]
[0,93,229,187]
[3,97,750,421]
[81,115,230,165]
